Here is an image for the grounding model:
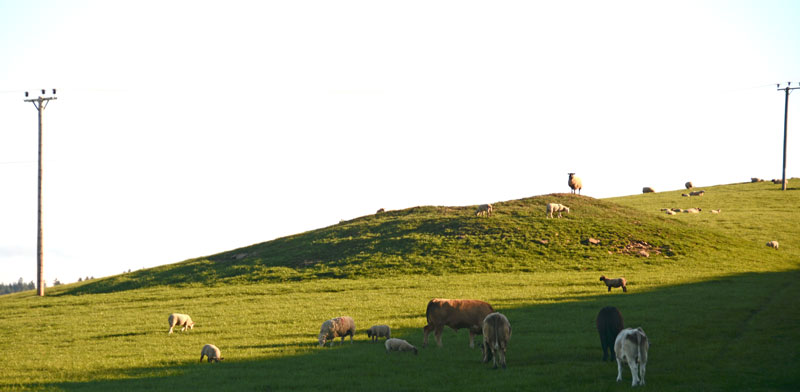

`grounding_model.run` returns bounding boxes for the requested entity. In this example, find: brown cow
[422,298,494,348]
